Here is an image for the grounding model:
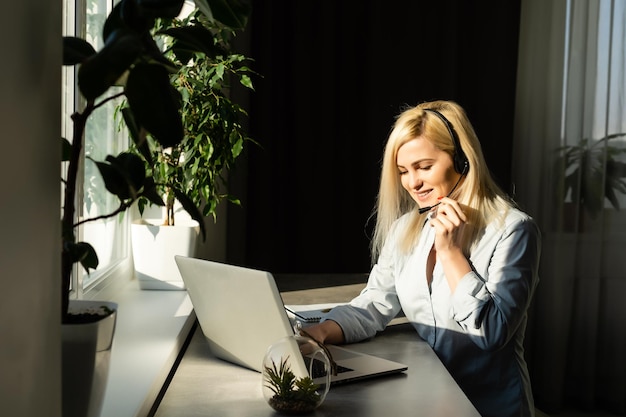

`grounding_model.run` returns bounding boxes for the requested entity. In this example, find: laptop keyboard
[304,356,352,378]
